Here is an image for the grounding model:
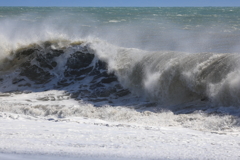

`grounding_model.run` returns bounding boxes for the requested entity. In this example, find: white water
[1,111,240,160]
[0,89,239,133]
